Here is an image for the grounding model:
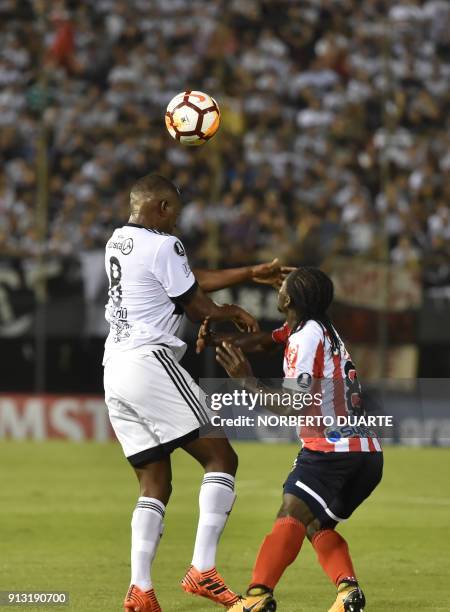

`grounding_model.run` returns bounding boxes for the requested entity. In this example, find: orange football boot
[181,565,240,607]
[124,585,162,612]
